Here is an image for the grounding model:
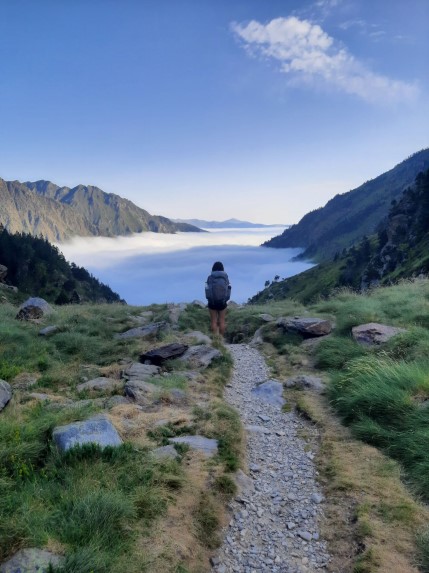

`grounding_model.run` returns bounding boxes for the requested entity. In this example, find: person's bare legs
[218,309,226,336]
[209,308,219,335]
